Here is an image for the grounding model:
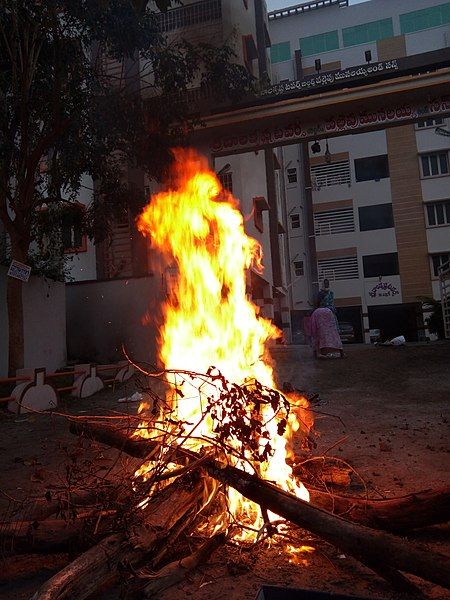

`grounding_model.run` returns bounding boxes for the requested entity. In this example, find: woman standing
[310,279,344,358]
